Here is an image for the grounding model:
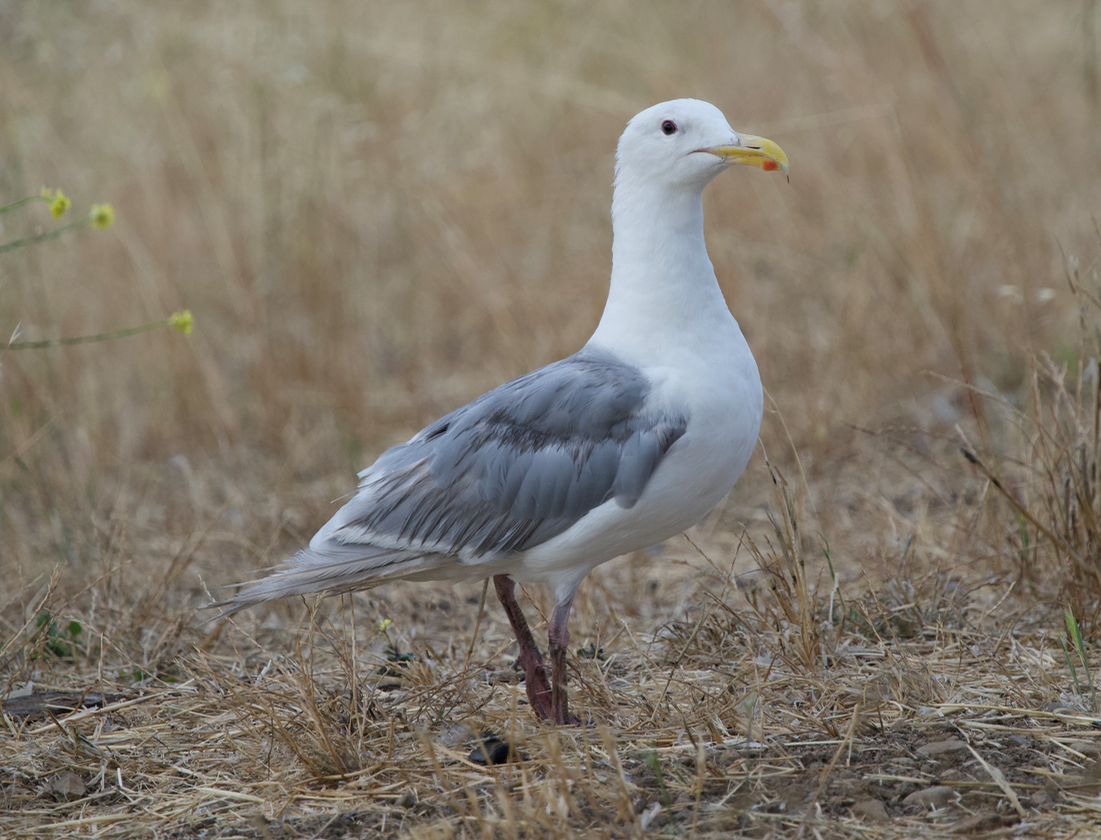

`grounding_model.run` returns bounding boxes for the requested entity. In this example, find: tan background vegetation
[2,1,1101,837]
